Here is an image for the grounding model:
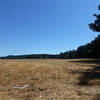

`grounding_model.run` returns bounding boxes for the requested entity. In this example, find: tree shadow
[71,59,100,65]
[70,59,100,100]
[92,94,100,100]
[78,65,100,86]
